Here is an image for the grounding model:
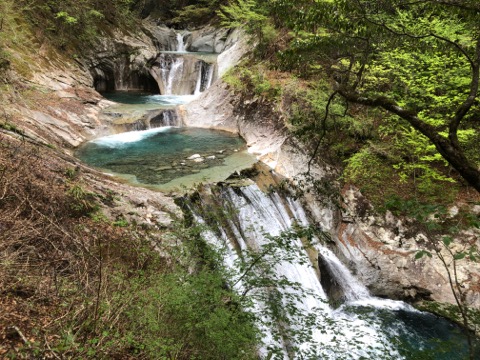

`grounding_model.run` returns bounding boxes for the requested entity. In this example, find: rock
[150,54,202,95]
[193,157,205,163]
[448,206,459,218]
[473,205,480,215]
[156,166,172,171]
[180,81,288,170]
[217,29,250,77]
[56,90,78,99]
[188,27,230,53]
